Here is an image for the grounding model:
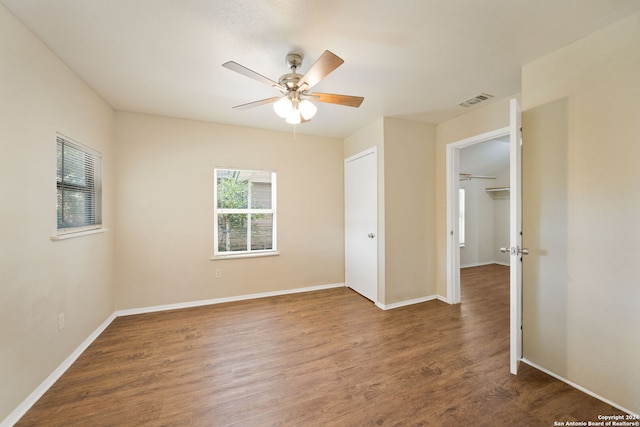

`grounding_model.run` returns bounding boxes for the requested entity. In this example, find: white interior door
[509,98,524,374]
[344,149,377,302]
